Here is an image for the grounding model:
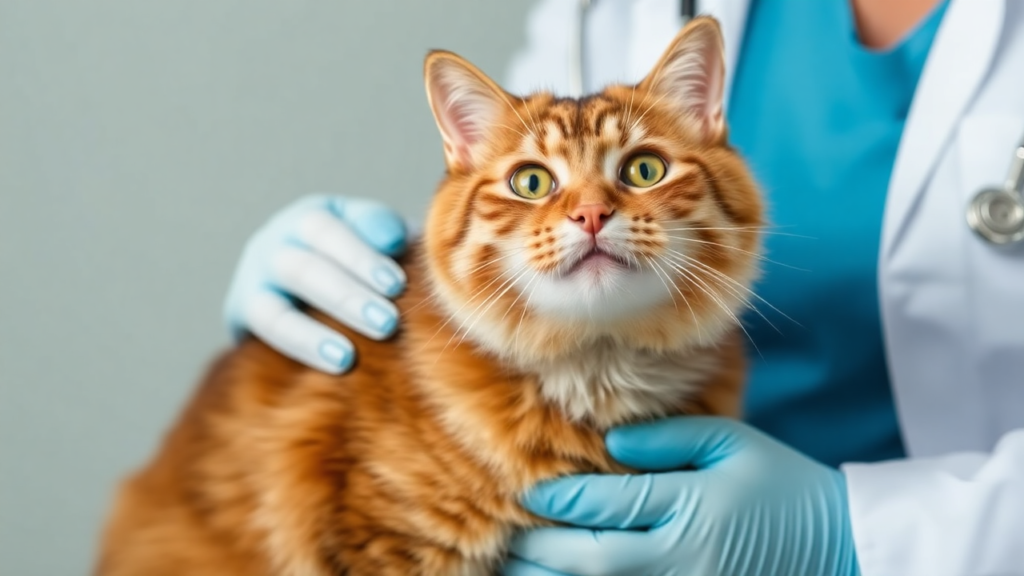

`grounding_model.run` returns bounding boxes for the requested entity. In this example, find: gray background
[0,1,532,574]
